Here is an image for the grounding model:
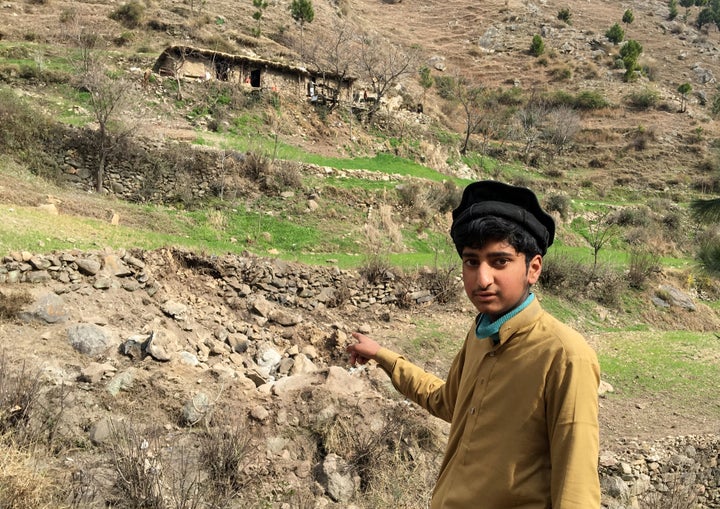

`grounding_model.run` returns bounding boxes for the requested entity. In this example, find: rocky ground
[1,245,719,507]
